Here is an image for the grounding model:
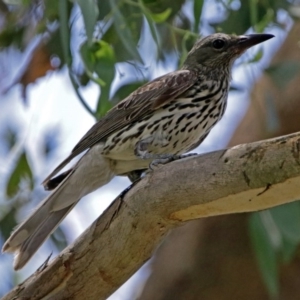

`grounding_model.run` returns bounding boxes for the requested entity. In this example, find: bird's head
[183,33,274,71]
